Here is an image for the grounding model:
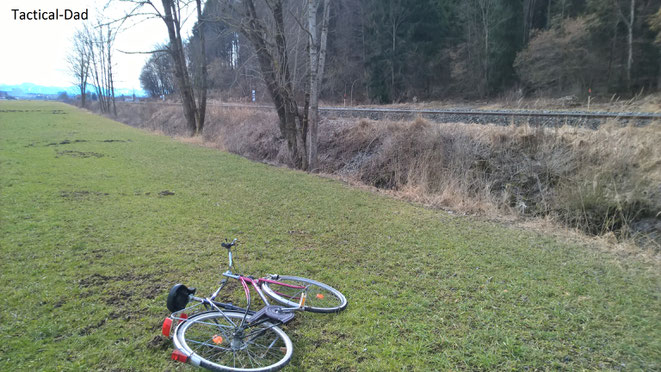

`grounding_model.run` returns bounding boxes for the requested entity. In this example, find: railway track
[130,101,661,128]
[317,106,661,128]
